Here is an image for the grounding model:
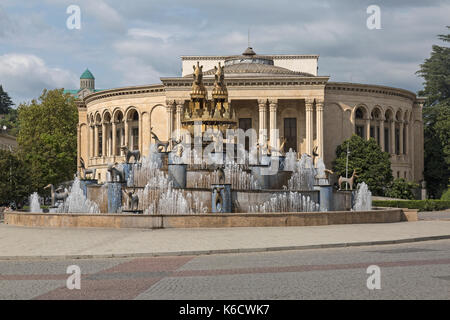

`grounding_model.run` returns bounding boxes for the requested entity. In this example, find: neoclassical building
[73,47,424,183]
